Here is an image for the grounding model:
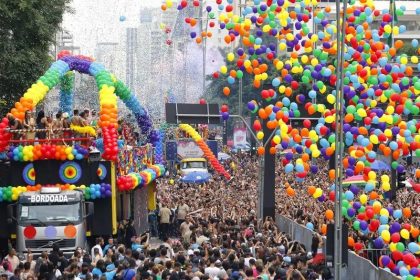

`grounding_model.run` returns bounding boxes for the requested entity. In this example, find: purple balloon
[360,221,368,230]
[374,238,384,249]
[381,255,391,266]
